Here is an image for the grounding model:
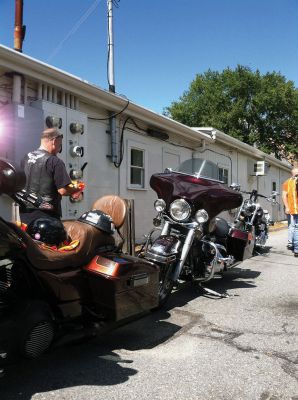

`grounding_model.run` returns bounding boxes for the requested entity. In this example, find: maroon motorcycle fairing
[150,172,243,220]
